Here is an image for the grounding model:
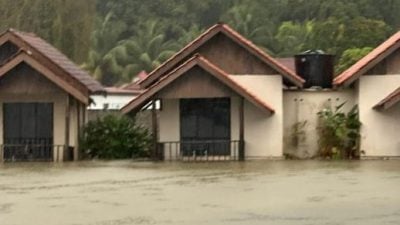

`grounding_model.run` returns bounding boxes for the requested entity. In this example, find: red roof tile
[334,31,400,86]
[2,29,103,93]
[104,87,142,95]
[374,87,400,110]
[122,70,148,91]
[122,54,275,114]
[139,23,304,88]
